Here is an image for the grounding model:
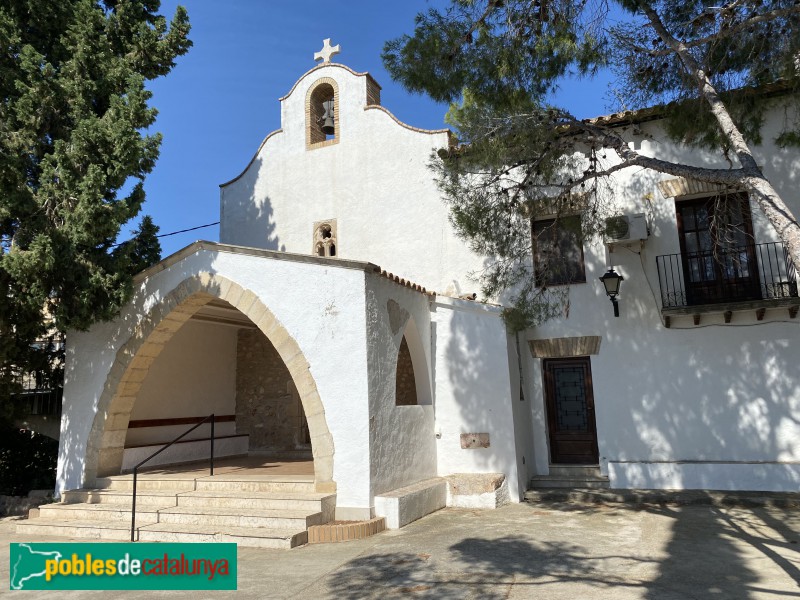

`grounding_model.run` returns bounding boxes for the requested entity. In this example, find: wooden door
[543,357,599,465]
